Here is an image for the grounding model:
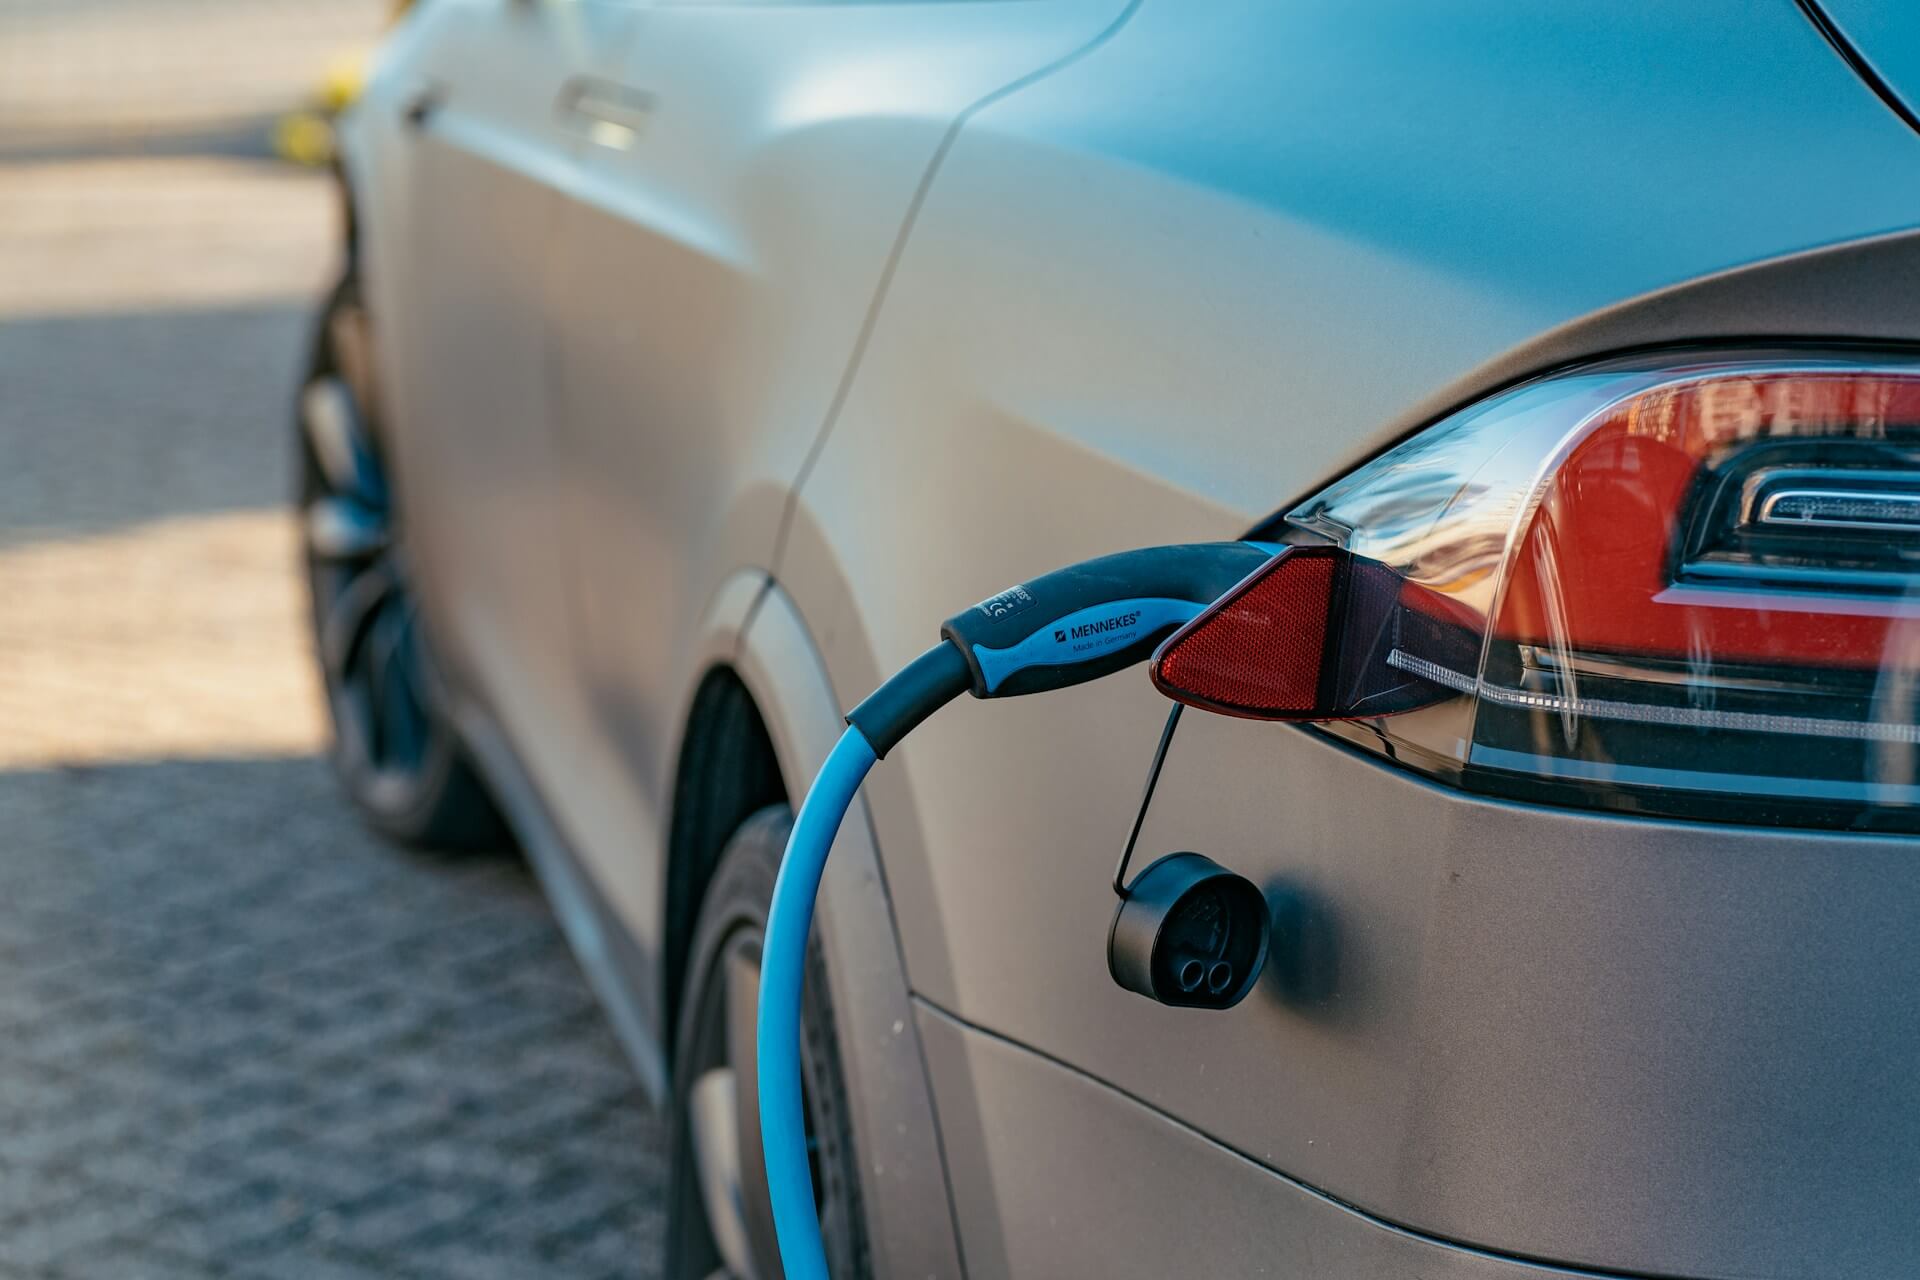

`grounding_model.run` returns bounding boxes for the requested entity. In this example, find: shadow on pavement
[0,753,663,1280]
[0,303,318,547]
[0,115,289,167]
